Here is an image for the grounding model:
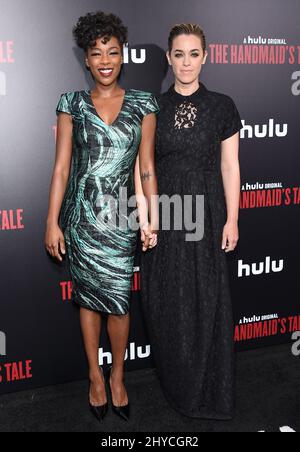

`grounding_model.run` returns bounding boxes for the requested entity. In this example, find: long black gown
[140,82,243,420]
